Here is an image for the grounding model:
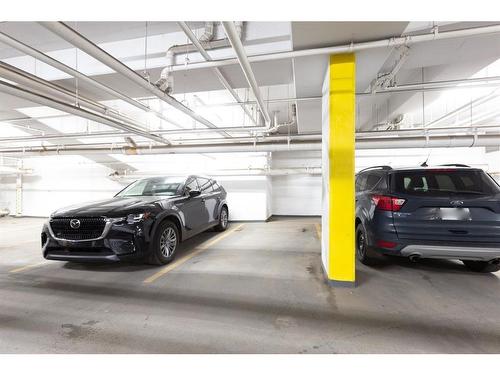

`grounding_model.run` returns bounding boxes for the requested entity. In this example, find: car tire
[462,260,500,273]
[147,220,179,265]
[356,224,375,265]
[214,206,229,232]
